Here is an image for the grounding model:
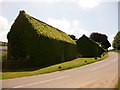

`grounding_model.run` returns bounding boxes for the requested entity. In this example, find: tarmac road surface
[2,52,118,88]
